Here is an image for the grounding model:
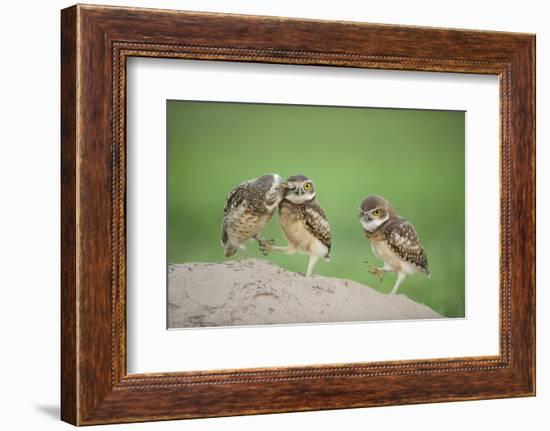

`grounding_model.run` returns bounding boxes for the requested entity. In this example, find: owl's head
[358,195,394,232]
[283,174,316,205]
